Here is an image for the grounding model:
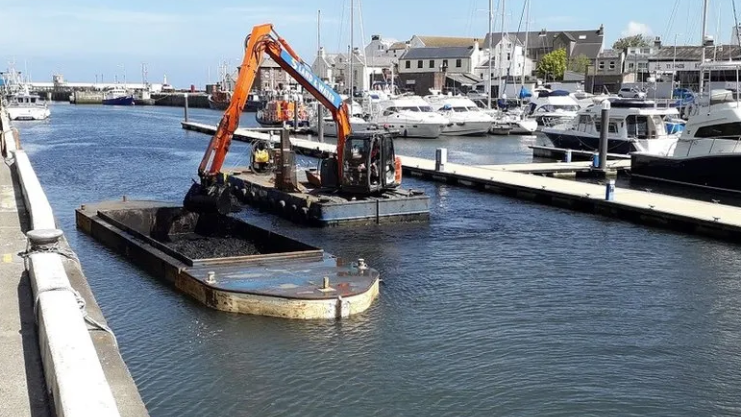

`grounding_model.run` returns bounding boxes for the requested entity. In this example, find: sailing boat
[506,0,538,134]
